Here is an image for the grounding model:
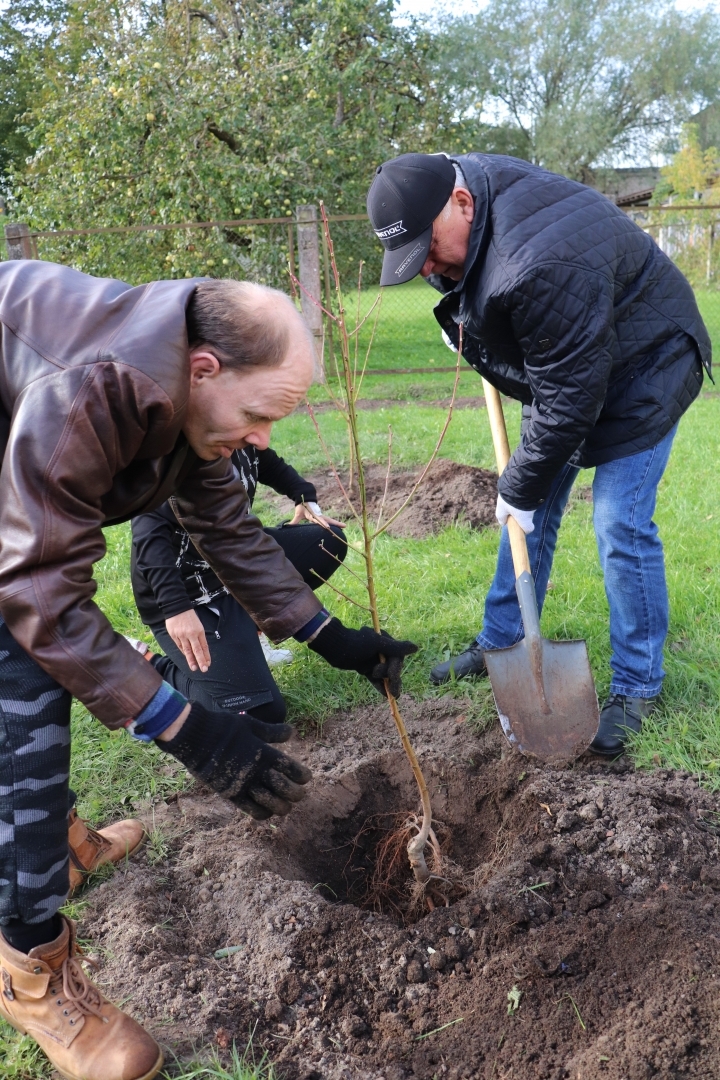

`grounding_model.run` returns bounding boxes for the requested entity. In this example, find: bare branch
[307,570,373,612]
[346,292,383,338]
[333,89,345,128]
[207,122,240,154]
[305,401,362,527]
[355,290,383,400]
[316,540,370,588]
[289,270,338,322]
[310,212,440,890]
[371,326,463,540]
[188,8,227,36]
[375,425,393,535]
